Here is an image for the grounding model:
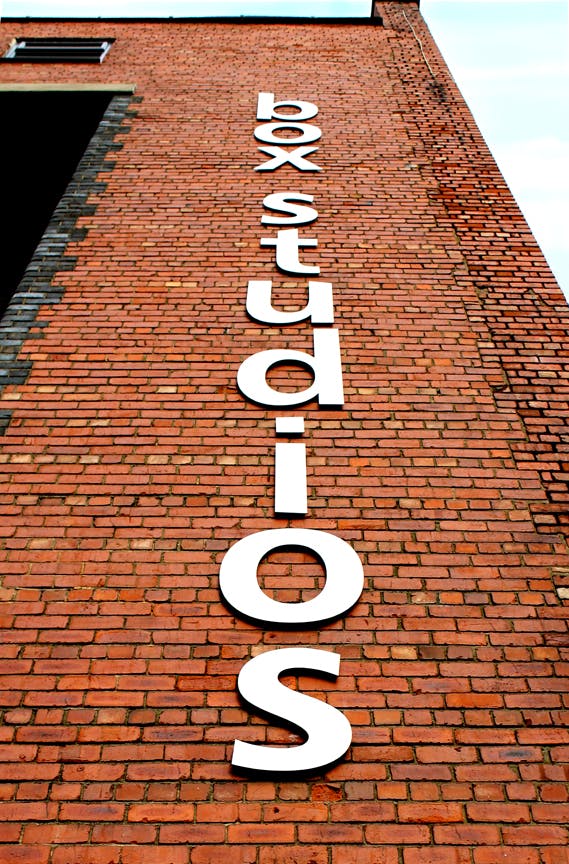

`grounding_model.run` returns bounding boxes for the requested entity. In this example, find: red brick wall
[1,5,568,863]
